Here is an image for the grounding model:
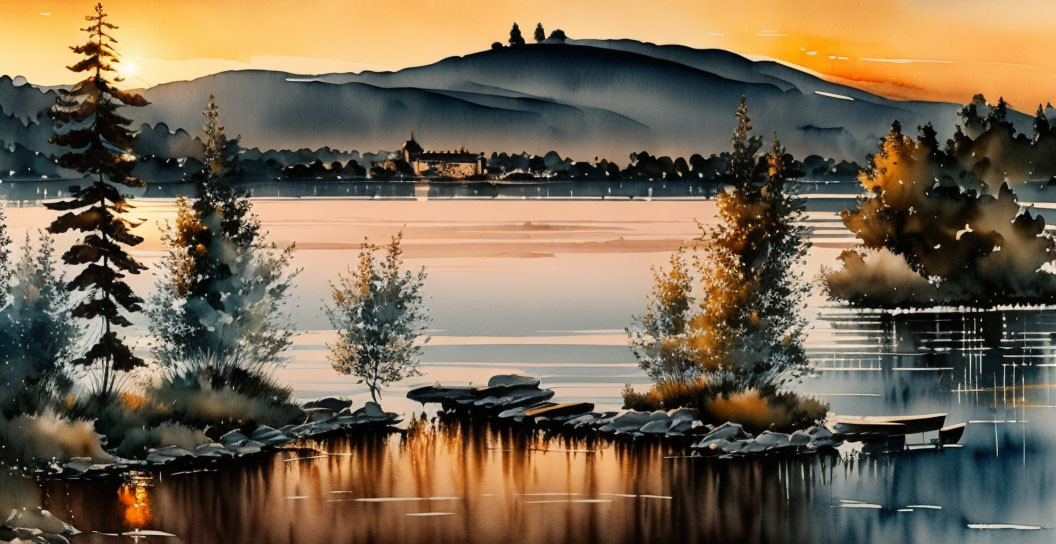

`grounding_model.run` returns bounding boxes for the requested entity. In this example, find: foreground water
[3,181,1056,542]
